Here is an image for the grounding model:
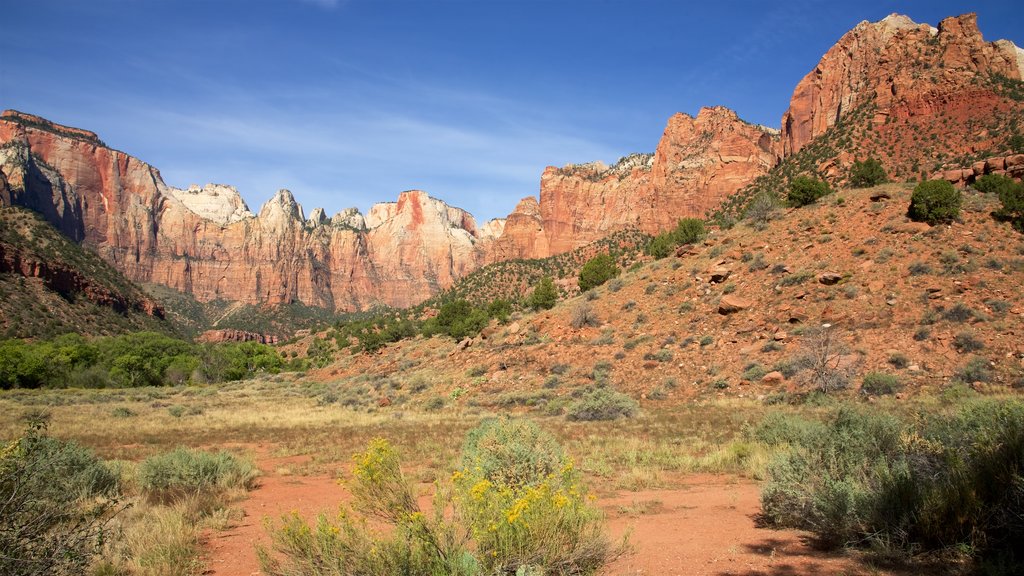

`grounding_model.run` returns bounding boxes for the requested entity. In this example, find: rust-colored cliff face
[780,13,1023,177]
[0,111,487,311]
[493,106,779,259]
